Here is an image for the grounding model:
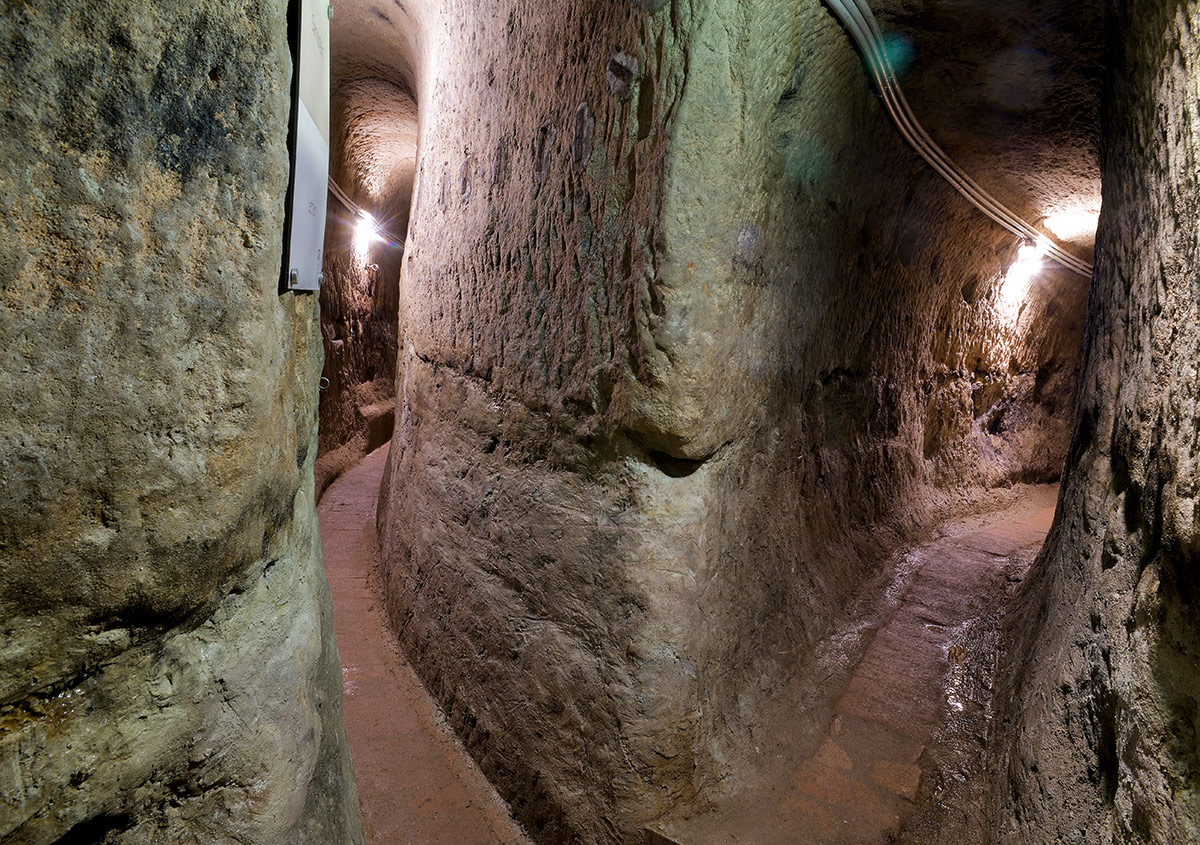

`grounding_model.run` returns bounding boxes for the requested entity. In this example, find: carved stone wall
[375,1,1092,839]
[0,2,362,841]
[993,1,1200,841]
